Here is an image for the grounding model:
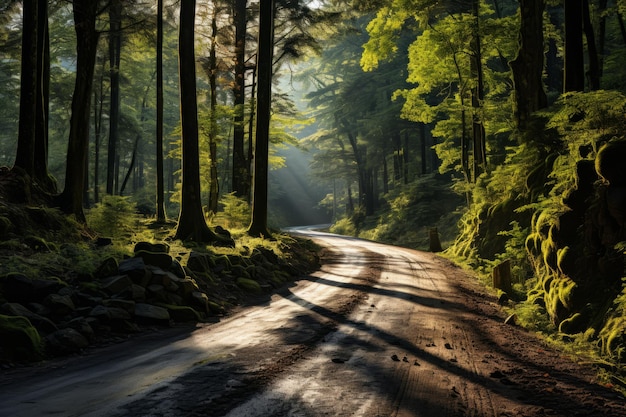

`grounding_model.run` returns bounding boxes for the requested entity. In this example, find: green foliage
[212,193,251,230]
[86,195,141,239]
